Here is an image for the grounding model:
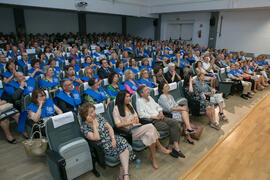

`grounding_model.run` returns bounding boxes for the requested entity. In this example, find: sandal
[123,174,130,180]
[209,122,221,130]
[184,136,194,145]
[219,113,228,122]
[7,138,16,144]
